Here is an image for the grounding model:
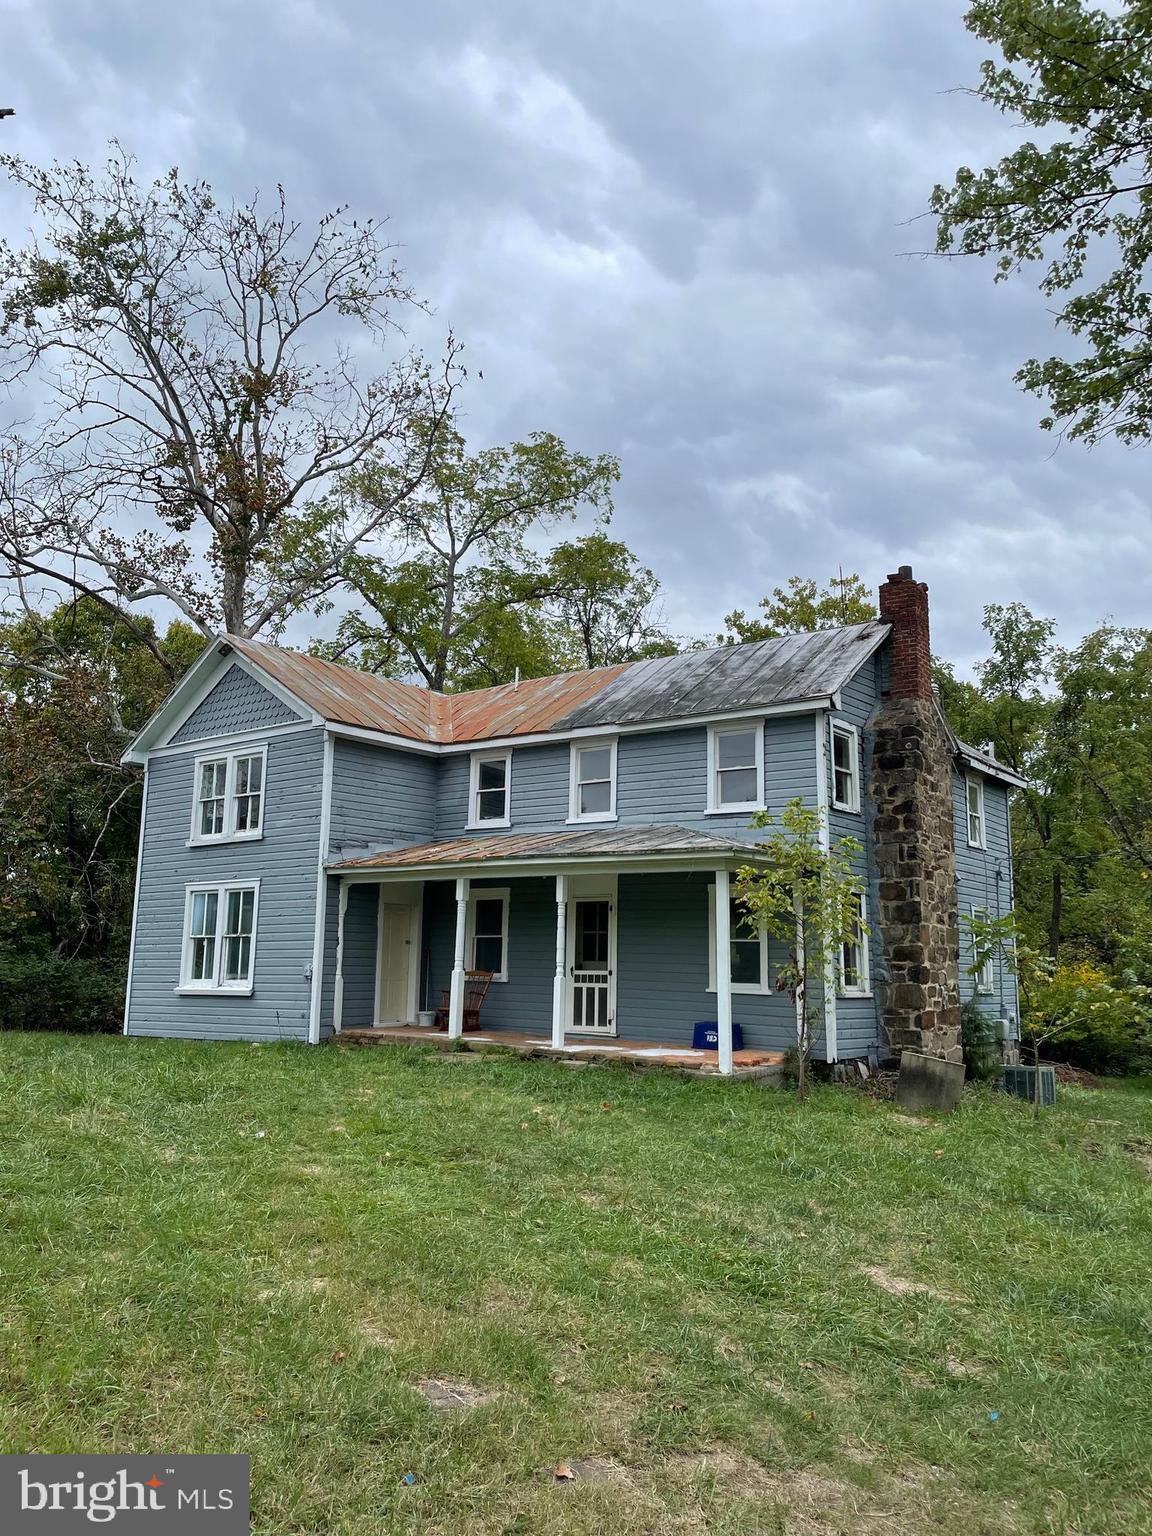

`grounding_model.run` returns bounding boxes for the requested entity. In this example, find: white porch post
[332,879,349,1033]
[714,869,734,1076]
[448,876,470,1039]
[551,873,568,1048]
